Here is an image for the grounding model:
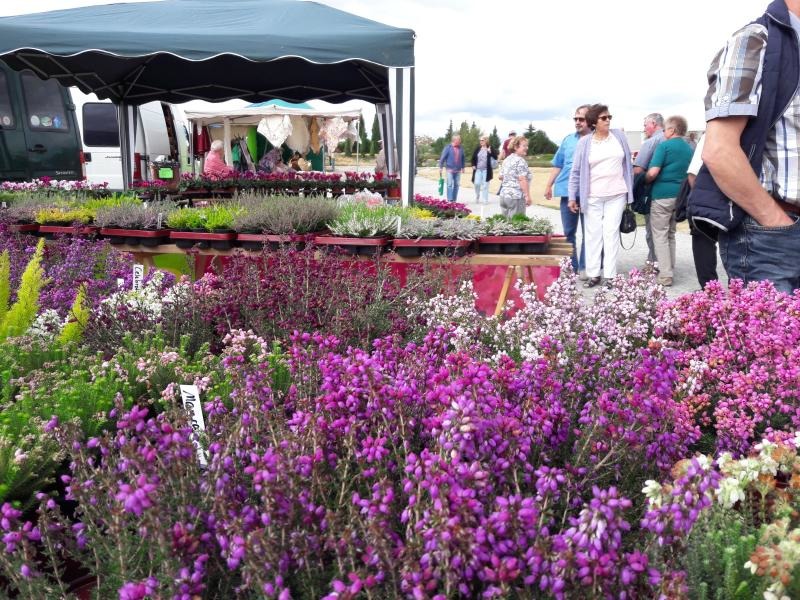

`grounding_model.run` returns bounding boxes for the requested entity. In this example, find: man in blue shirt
[438,135,466,202]
[633,113,665,267]
[545,105,591,276]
